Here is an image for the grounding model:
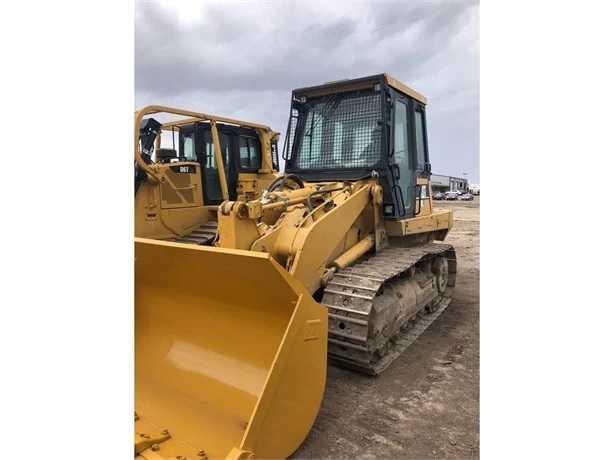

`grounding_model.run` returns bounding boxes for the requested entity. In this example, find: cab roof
[291,73,427,105]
